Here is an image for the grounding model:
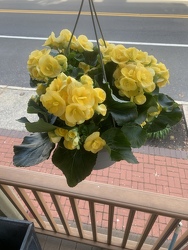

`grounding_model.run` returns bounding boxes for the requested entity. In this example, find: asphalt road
[0,0,188,102]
